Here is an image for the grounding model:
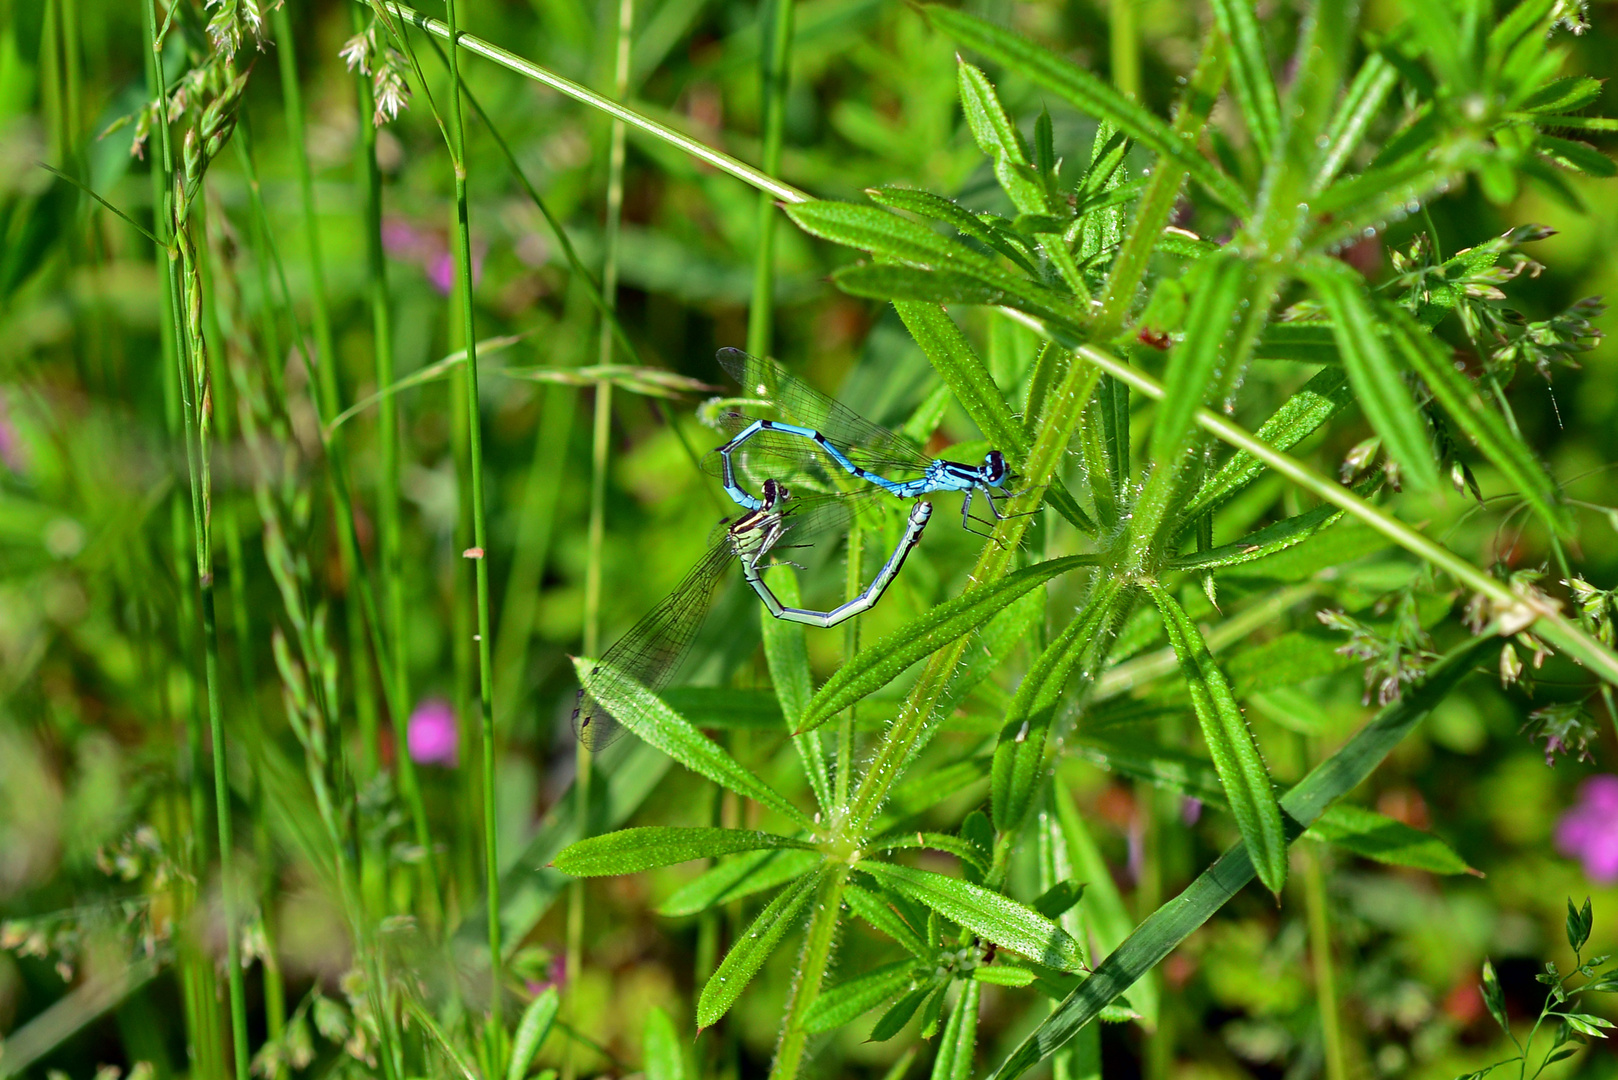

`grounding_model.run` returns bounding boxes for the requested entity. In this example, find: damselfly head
[761,478,792,507]
[982,450,1010,486]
